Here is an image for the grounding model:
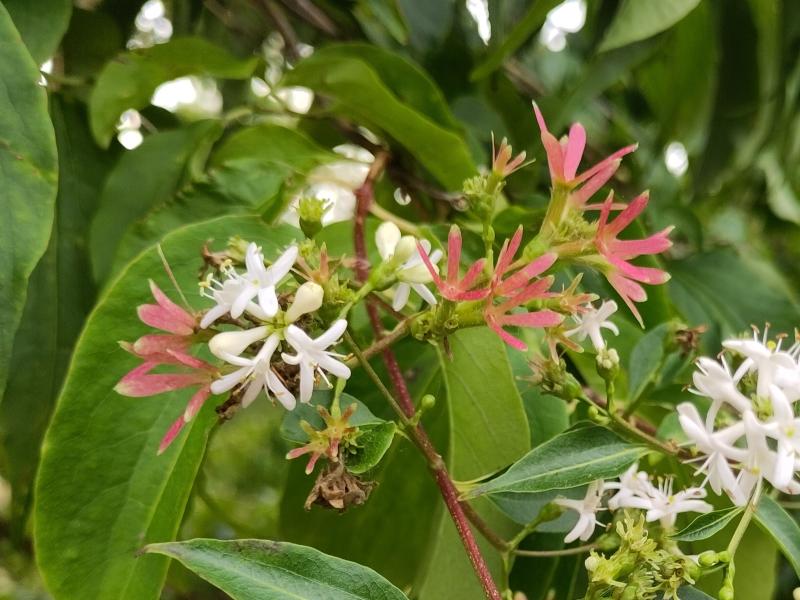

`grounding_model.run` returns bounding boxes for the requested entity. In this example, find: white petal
[211,366,251,394]
[392,283,411,311]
